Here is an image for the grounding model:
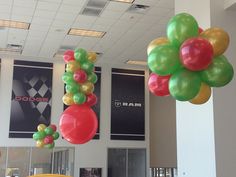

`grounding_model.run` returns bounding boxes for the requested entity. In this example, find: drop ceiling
[0,0,174,67]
